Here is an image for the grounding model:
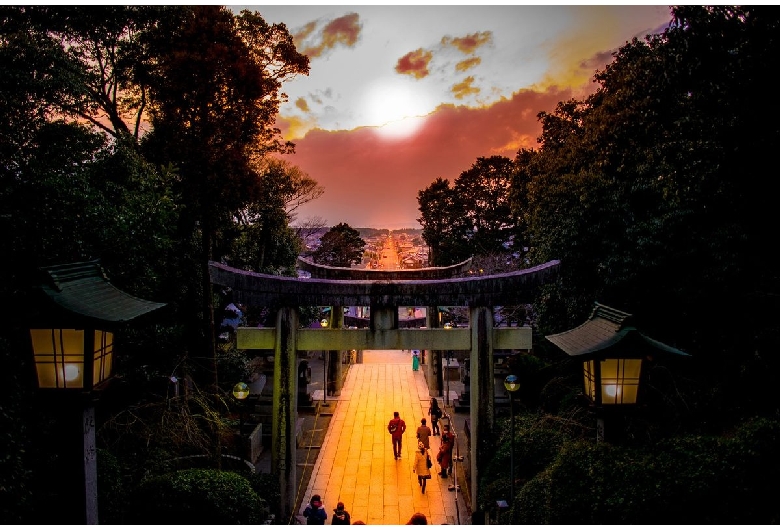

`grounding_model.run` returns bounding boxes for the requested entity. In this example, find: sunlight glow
[360,79,433,140]
[374,115,427,140]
